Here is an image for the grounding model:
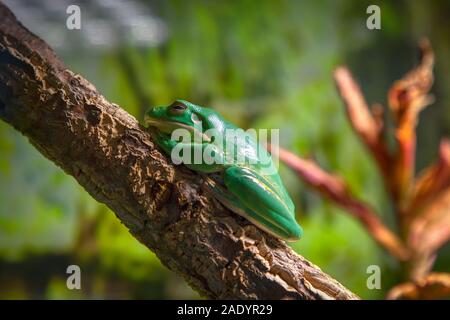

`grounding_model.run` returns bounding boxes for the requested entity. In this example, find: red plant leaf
[275,146,408,260]
[333,66,391,183]
[409,188,450,255]
[386,273,450,300]
[408,139,450,214]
